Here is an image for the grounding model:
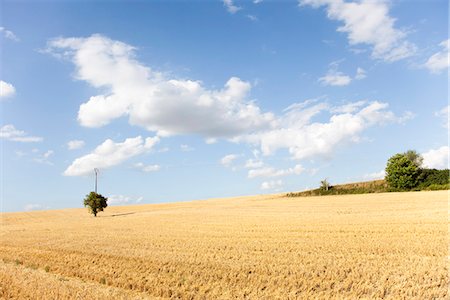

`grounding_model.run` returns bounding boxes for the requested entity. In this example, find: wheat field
[0,191,448,299]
